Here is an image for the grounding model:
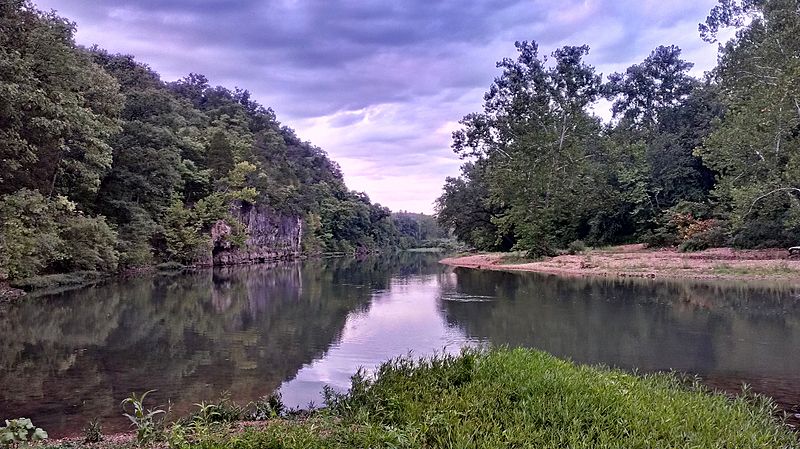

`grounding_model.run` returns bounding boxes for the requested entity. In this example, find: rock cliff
[209,202,302,266]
